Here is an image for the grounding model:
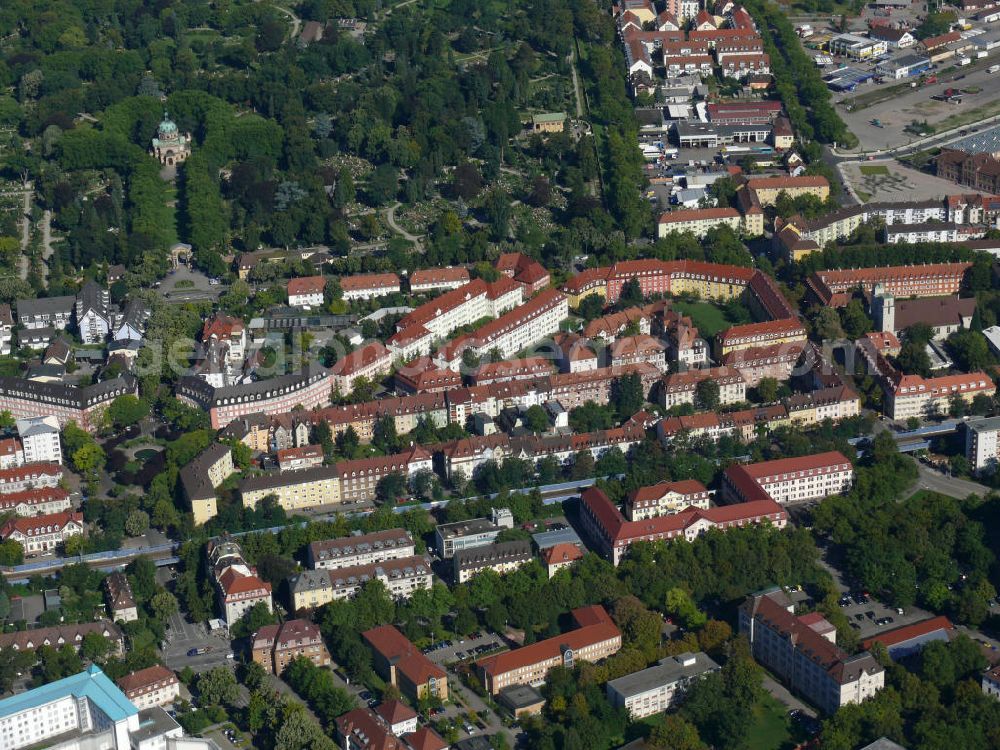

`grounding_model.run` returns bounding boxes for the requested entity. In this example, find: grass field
[673,300,731,338]
[859,165,889,176]
[745,693,802,750]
